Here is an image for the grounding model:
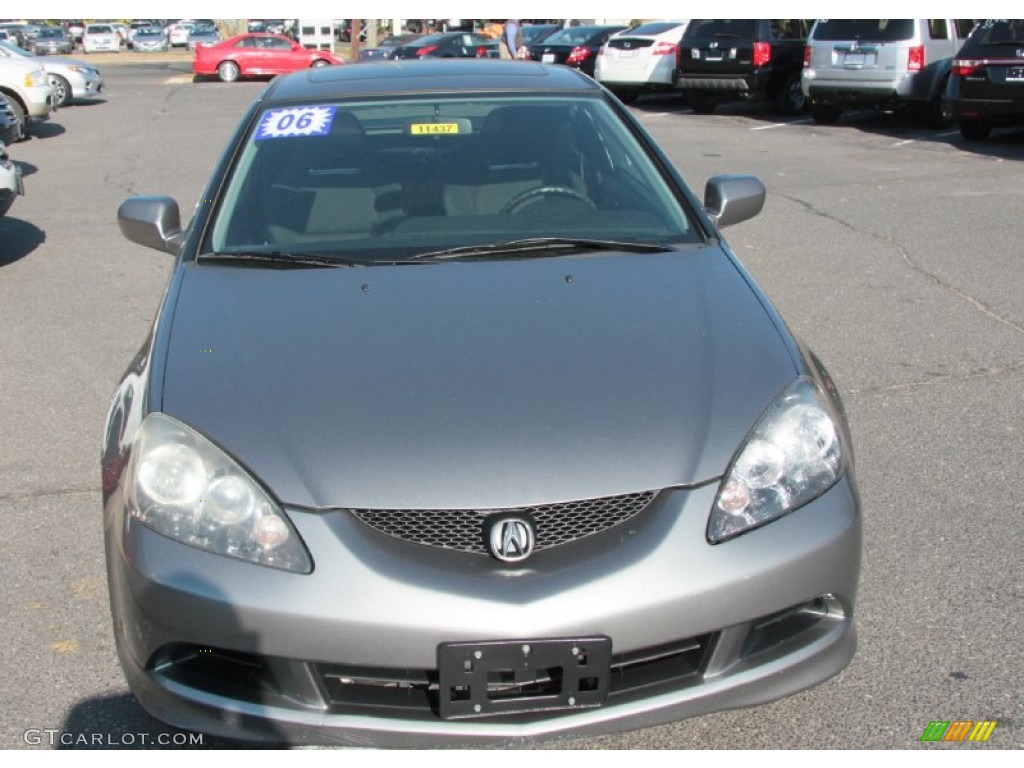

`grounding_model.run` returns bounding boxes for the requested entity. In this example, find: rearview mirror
[117,195,184,254]
[703,175,766,229]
